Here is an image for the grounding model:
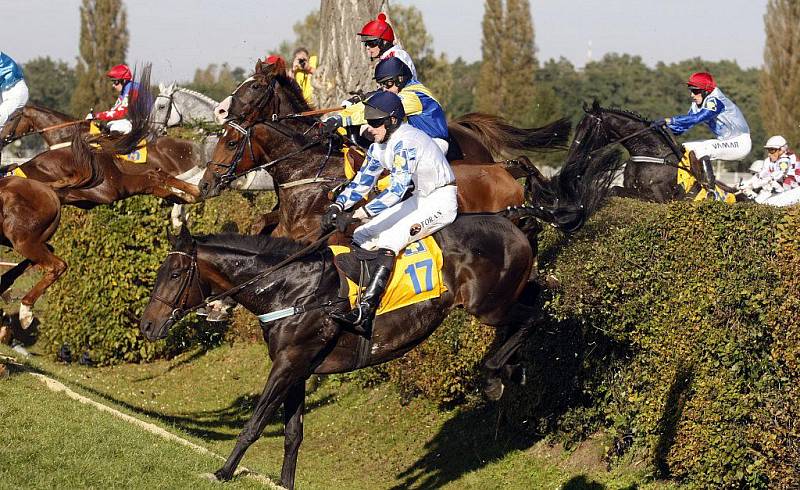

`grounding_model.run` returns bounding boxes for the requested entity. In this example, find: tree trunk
[312,0,389,108]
